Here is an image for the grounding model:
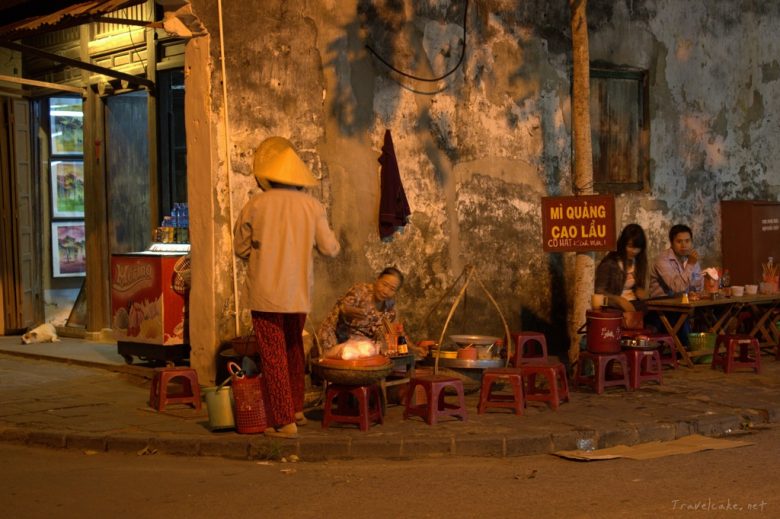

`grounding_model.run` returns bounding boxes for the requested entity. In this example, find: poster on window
[52,221,86,277]
[51,161,85,218]
[50,98,84,155]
